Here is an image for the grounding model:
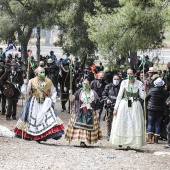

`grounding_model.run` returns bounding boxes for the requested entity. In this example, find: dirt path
[0,99,170,170]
